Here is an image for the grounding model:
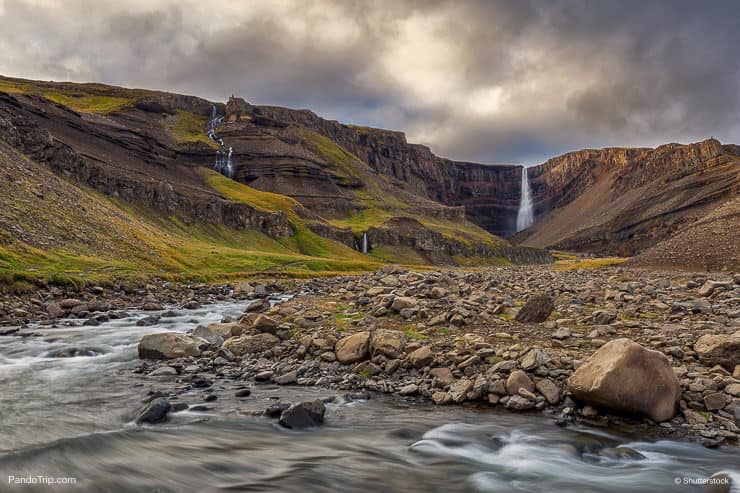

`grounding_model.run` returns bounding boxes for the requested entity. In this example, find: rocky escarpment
[0,92,292,238]
[225,97,523,237]
[367,218,552,265]
[518,139,739,262]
